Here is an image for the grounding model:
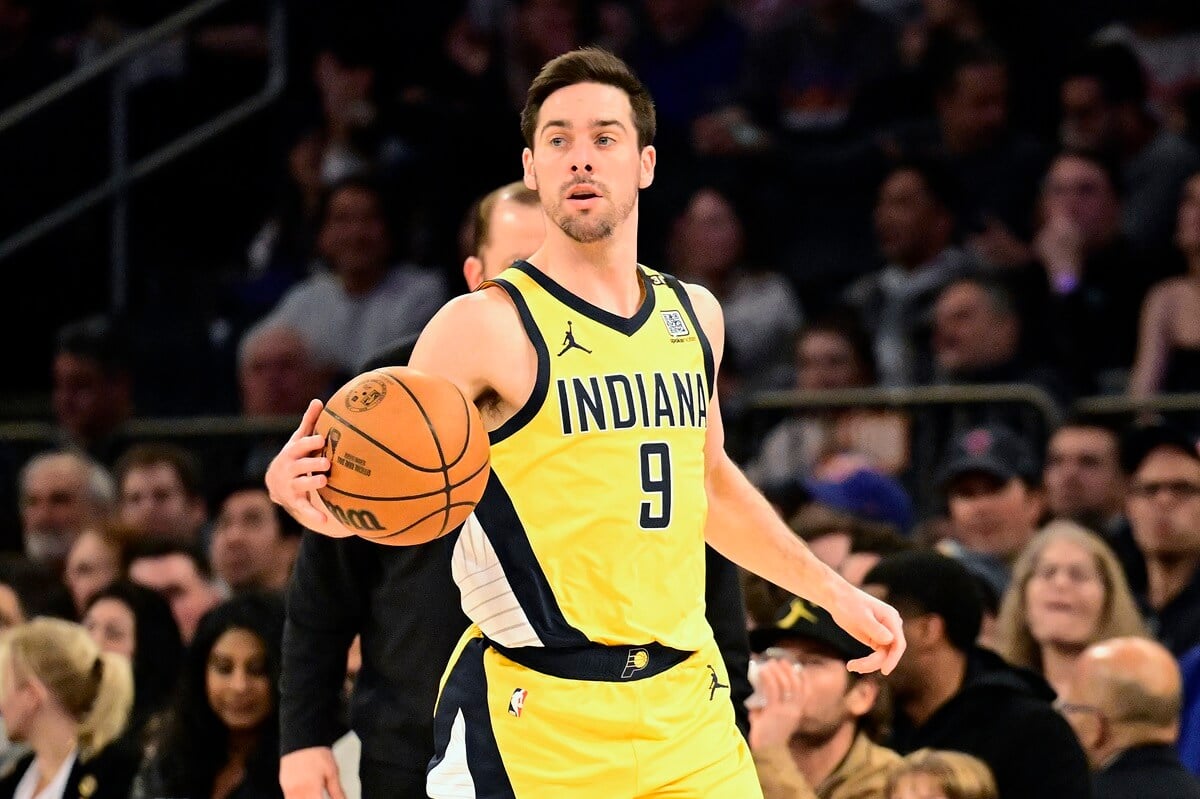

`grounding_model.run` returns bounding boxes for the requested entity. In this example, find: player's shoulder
[669,277,723,334]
